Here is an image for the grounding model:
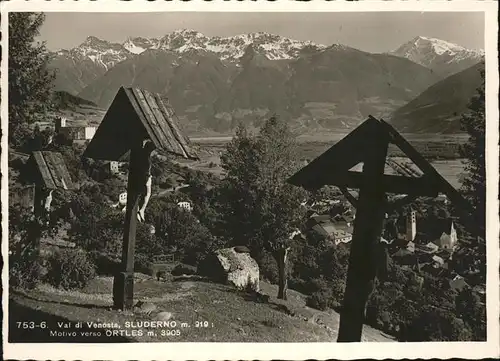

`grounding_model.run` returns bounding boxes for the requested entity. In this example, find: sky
[38,12,485,53]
